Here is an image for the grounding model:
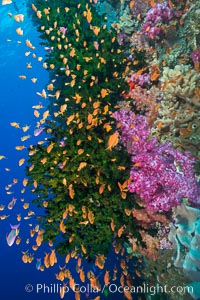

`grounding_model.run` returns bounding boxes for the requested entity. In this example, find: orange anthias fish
[22,251,29,263]
[118,225,126,238]
[150,64,160,81]
[22,125,31,132]
[104,271,110,286]
[68,184,75,199]
[75,289,80,300]
[21,135,31,142]
[60,220,66,233]
[60,283,67,299]
[110,218,115,231]
[69,276,75,290]
[95,254,106,269]
[0,155,6,160]
[79,268,85,282]
[88,210,94,224]
[0,215,10,220]
[107,131,119,150]
[10,122,20,128]
[14,14,24,22]
[124,289,133,300]
[84,4,92,23]
[16,27,23,35]
[149,0,156,7]
[2,0,12,5]
[129,0,135,9]
[15,145,26,150]
[49,249,57,266]
[44,252,50,268]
